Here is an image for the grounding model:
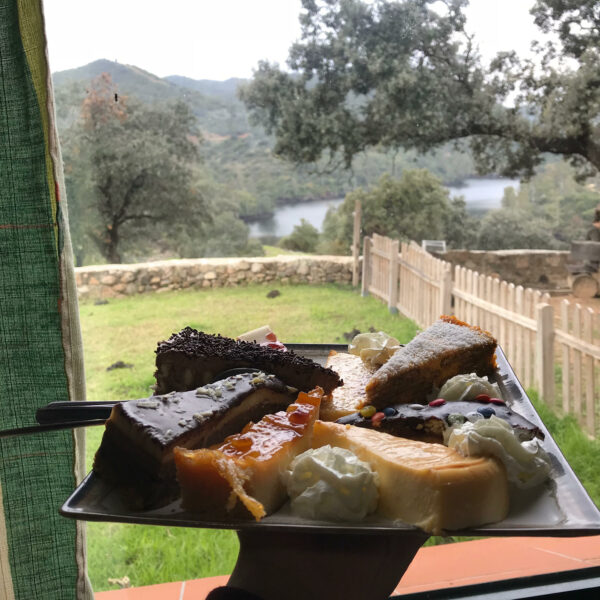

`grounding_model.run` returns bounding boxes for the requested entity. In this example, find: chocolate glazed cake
[154,327,342,395]
[337,399,544,443]
[93,372,298,508]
